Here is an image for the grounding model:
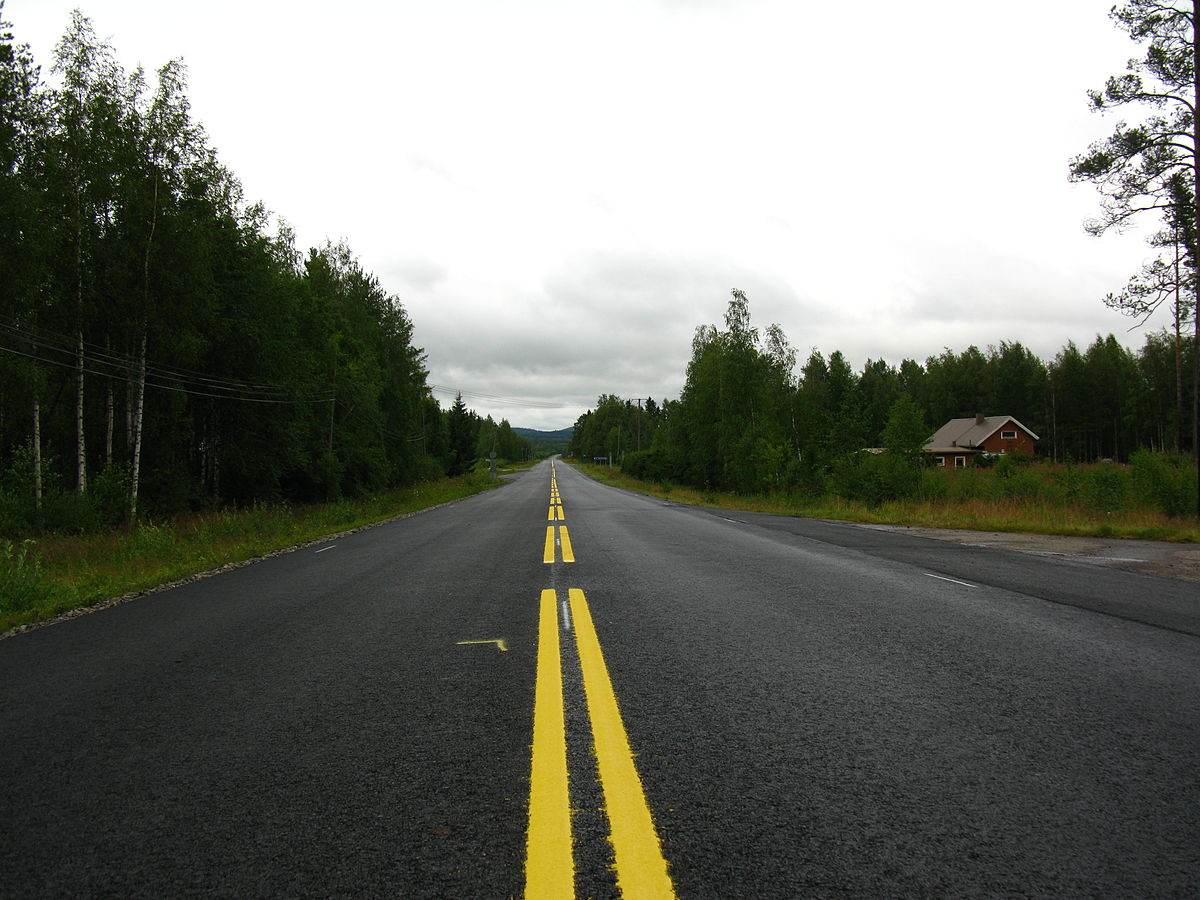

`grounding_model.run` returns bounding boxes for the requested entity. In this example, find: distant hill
[514,427,573,457]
